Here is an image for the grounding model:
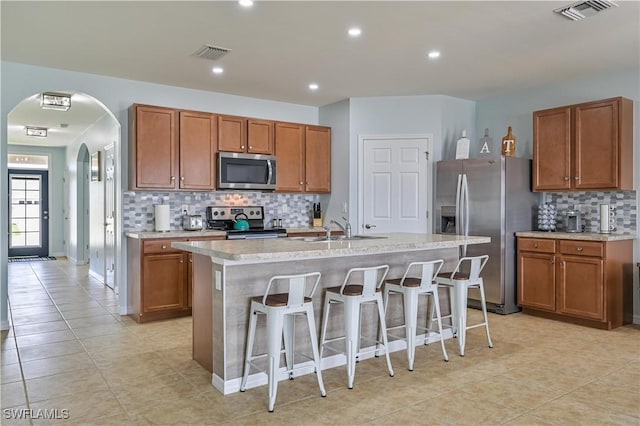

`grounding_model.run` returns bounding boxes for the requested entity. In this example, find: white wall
[475,66,640,322]
[0,61,320,328]
[345,95,475,227]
